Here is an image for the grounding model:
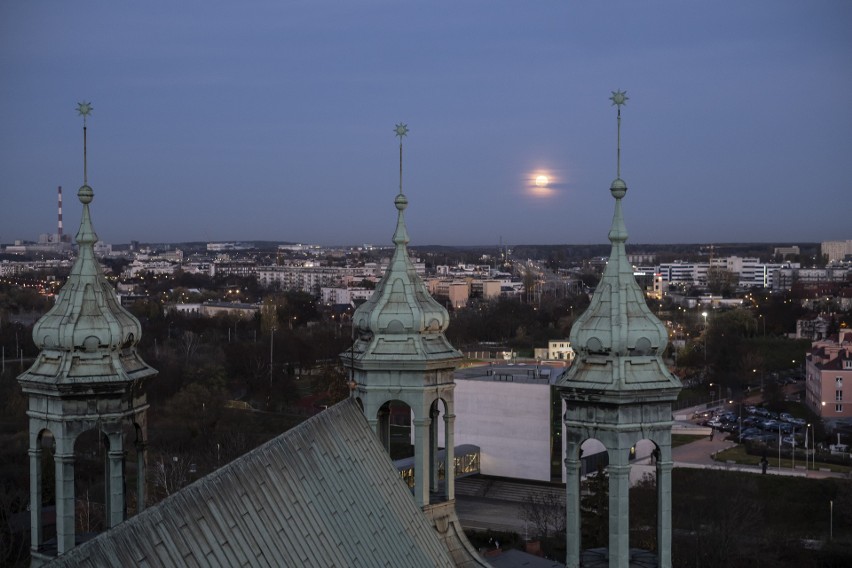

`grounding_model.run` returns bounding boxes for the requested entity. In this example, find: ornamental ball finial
[78,184,94,204]
[394,123,409,139]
